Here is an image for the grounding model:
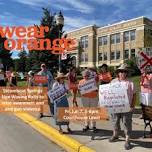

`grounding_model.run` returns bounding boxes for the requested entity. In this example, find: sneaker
[83,126,90,132]
[124,141,131,150]
[93,127,98,133]
[67,127,72,133]
[109,136,119,142]
[39,113,44,118]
